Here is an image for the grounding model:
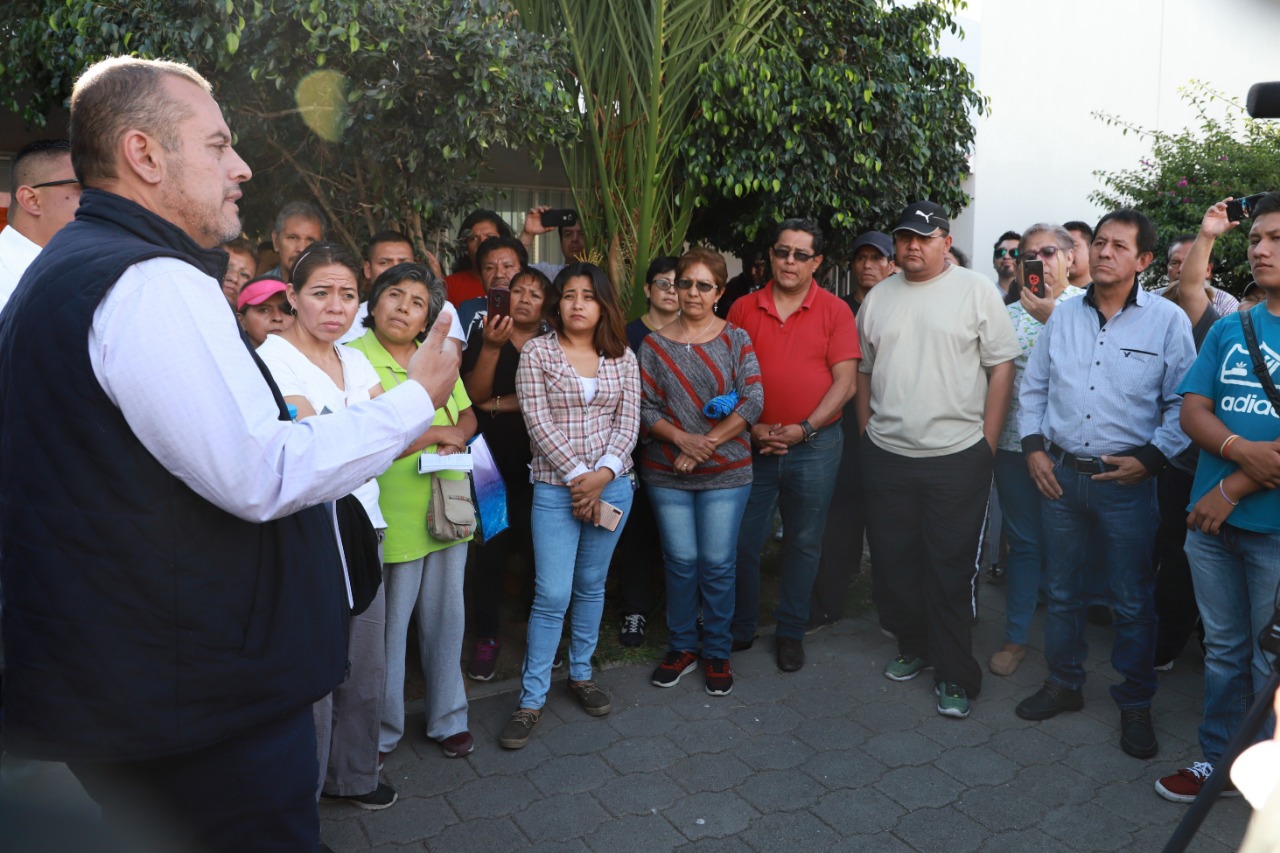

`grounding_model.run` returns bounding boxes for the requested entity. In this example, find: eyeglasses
[649,277,676,292]
[993,247,1019,259]
[676,278,718,293]
[1019,246,1066,261]
[770,247,816,263]
[31,178,79,189]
